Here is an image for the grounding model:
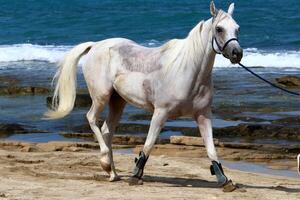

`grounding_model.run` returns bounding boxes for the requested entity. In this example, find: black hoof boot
[210,160,237,192]
[128,151,148,186]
